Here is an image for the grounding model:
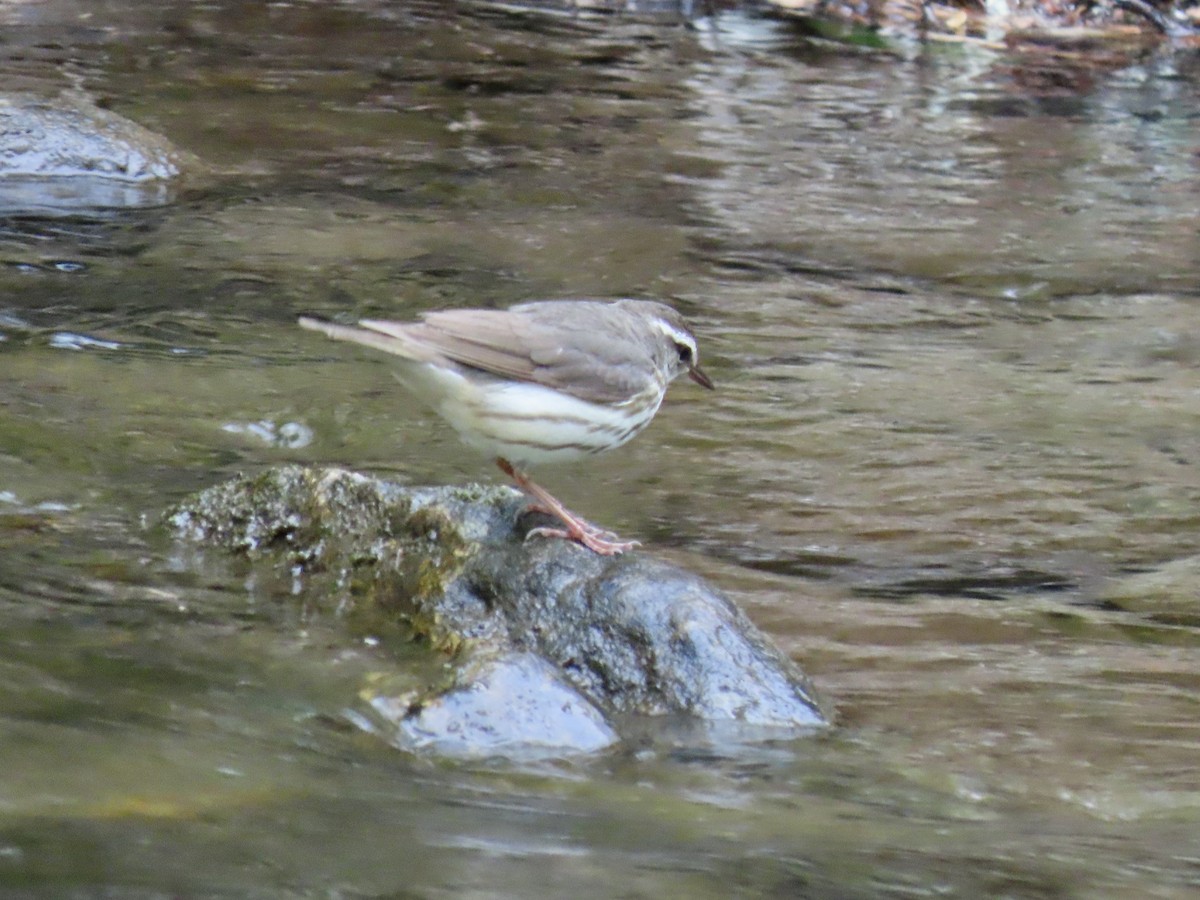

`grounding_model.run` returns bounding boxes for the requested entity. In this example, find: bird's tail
[298,316,437,363]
